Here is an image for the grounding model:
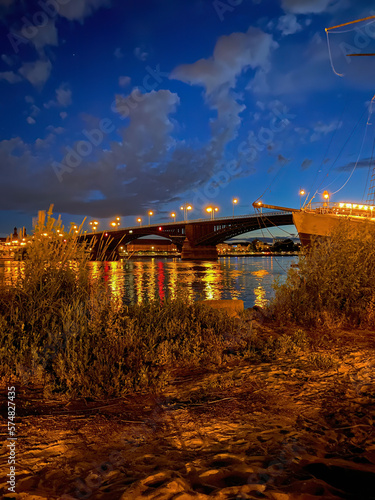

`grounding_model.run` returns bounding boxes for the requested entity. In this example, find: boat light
[358,205,363,210]
[346,203,352,209]
[364,206,368,210]
[353,204,358,209]
[339,203,344,208]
